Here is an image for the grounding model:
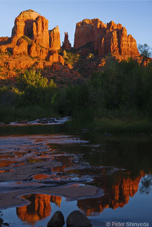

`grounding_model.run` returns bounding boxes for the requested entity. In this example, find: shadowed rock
[66,210,92,227]
[47,211,65,227]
